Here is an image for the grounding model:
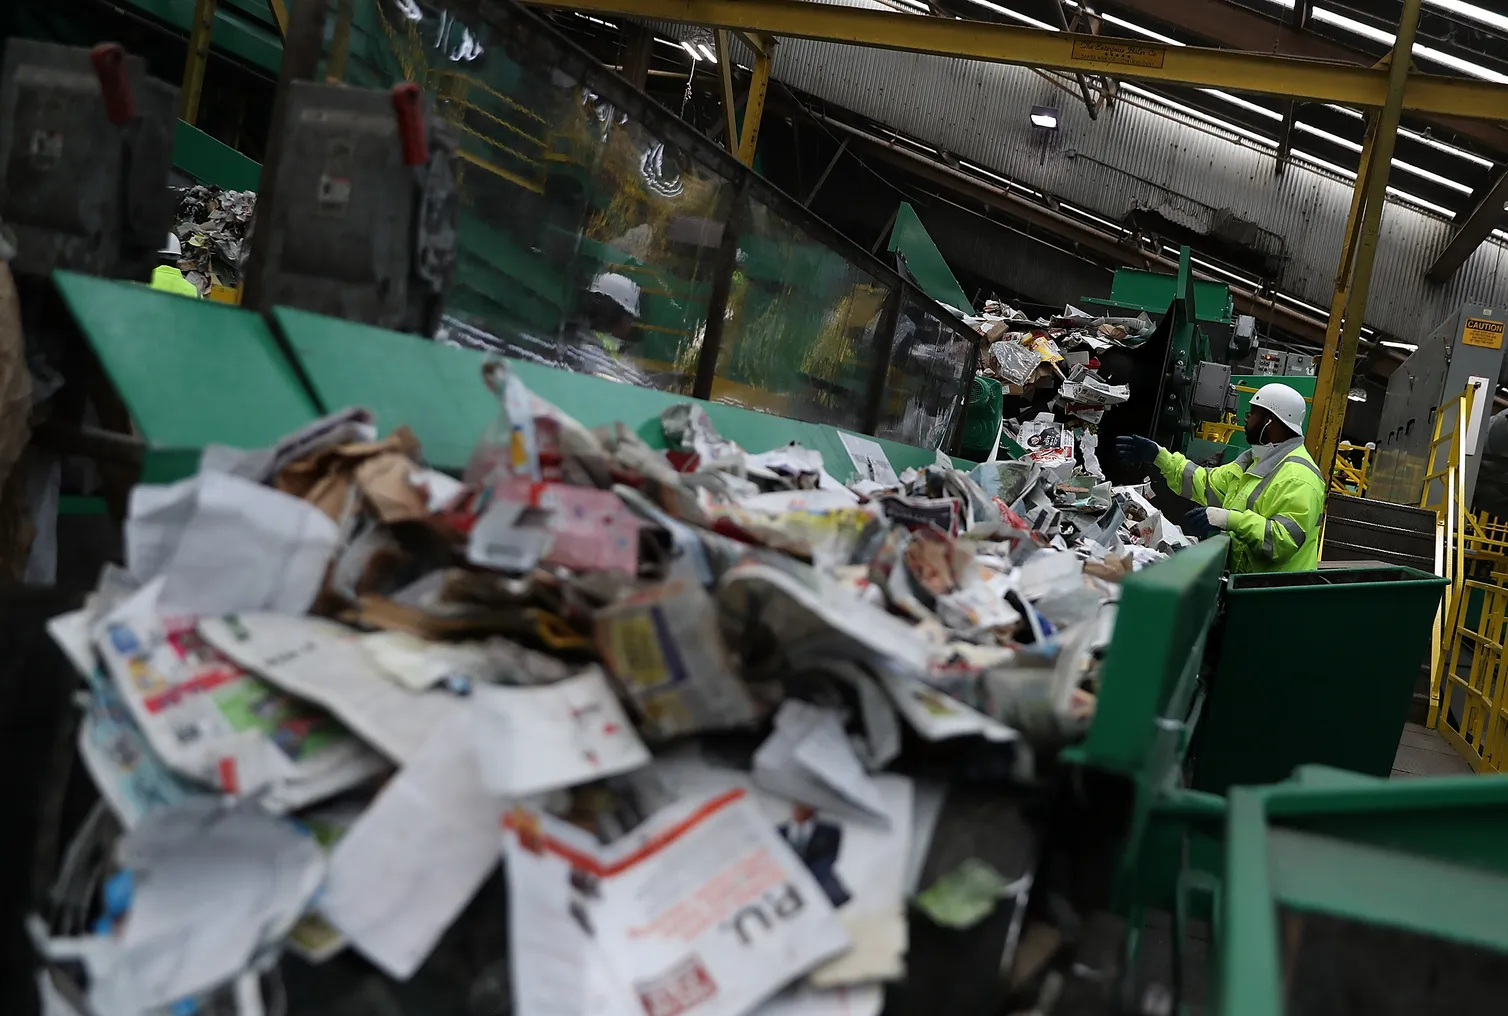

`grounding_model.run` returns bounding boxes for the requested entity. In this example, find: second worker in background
[1116,382,1325,573]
